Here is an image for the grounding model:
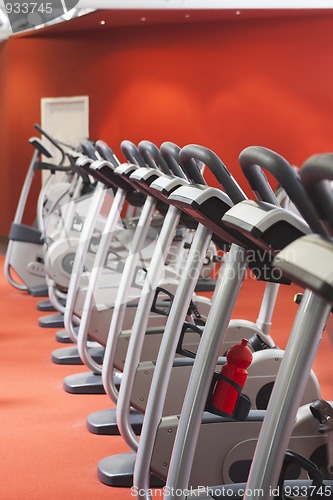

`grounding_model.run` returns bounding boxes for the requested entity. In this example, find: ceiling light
[100,20,106,25]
